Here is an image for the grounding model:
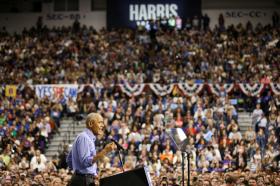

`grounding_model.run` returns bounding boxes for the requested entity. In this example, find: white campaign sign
[35,84,78,102]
